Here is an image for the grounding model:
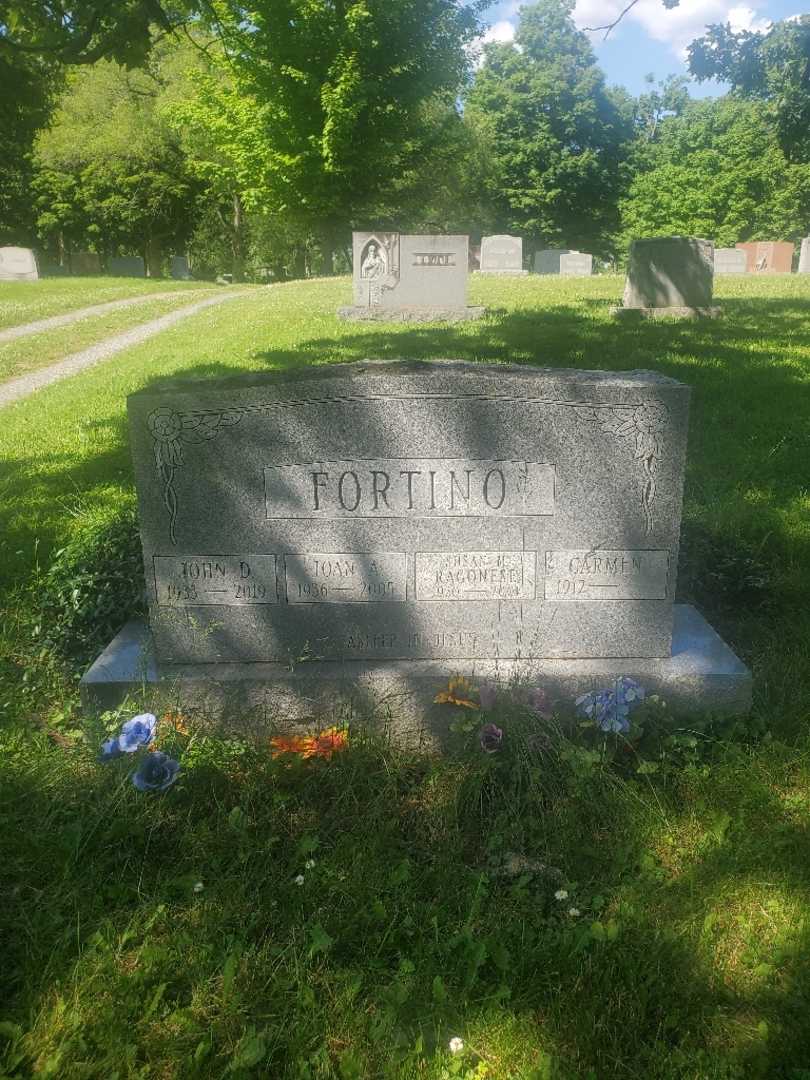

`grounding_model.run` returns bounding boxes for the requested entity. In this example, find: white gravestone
[798,238,810,274]
[534,249,571,274]
[713,248,747,274]
[559,252,593,277]
[479,235,527,275]
[0,247,38,281]
[338,232,483,322]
